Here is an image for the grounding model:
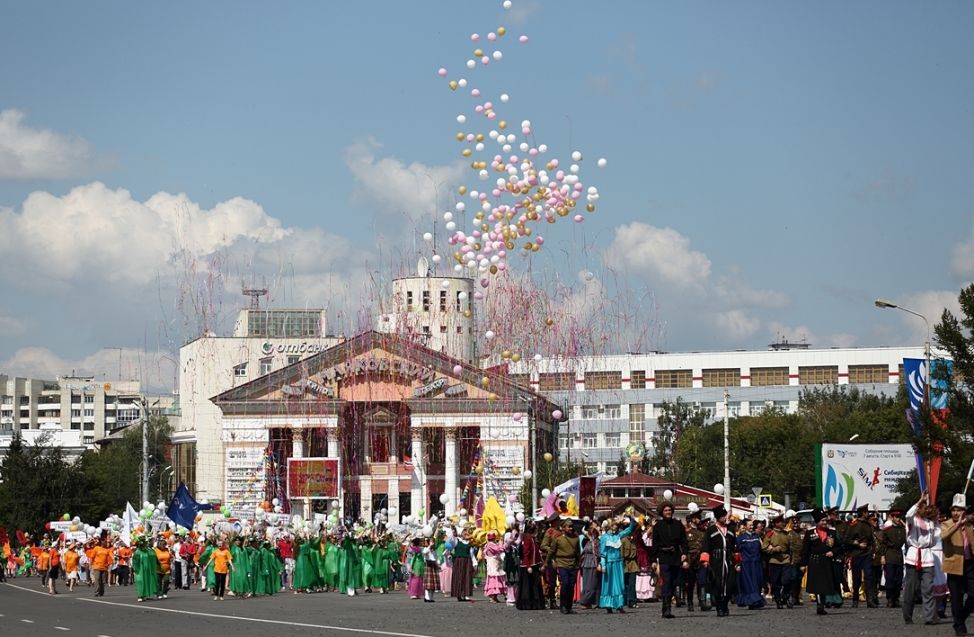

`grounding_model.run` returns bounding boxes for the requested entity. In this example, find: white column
[291,428,305,519]
[411,429,424,516]
[388,477,400,524]
[444,428,457,516]
[361,477,373,522]
[327,430,339,458]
